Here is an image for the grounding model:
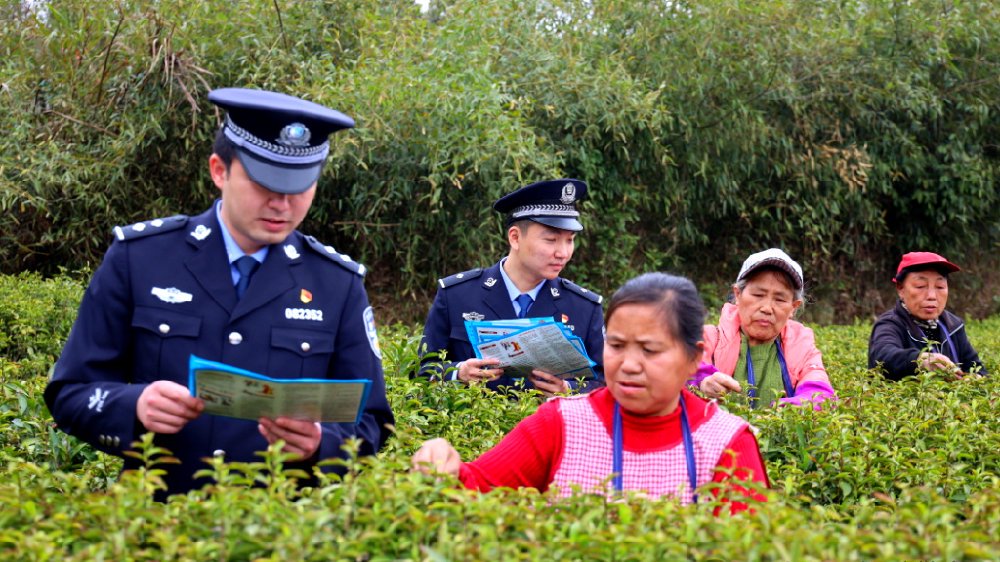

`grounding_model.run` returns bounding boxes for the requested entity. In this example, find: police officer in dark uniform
[420,179,604,396]
[44,88,394,499]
